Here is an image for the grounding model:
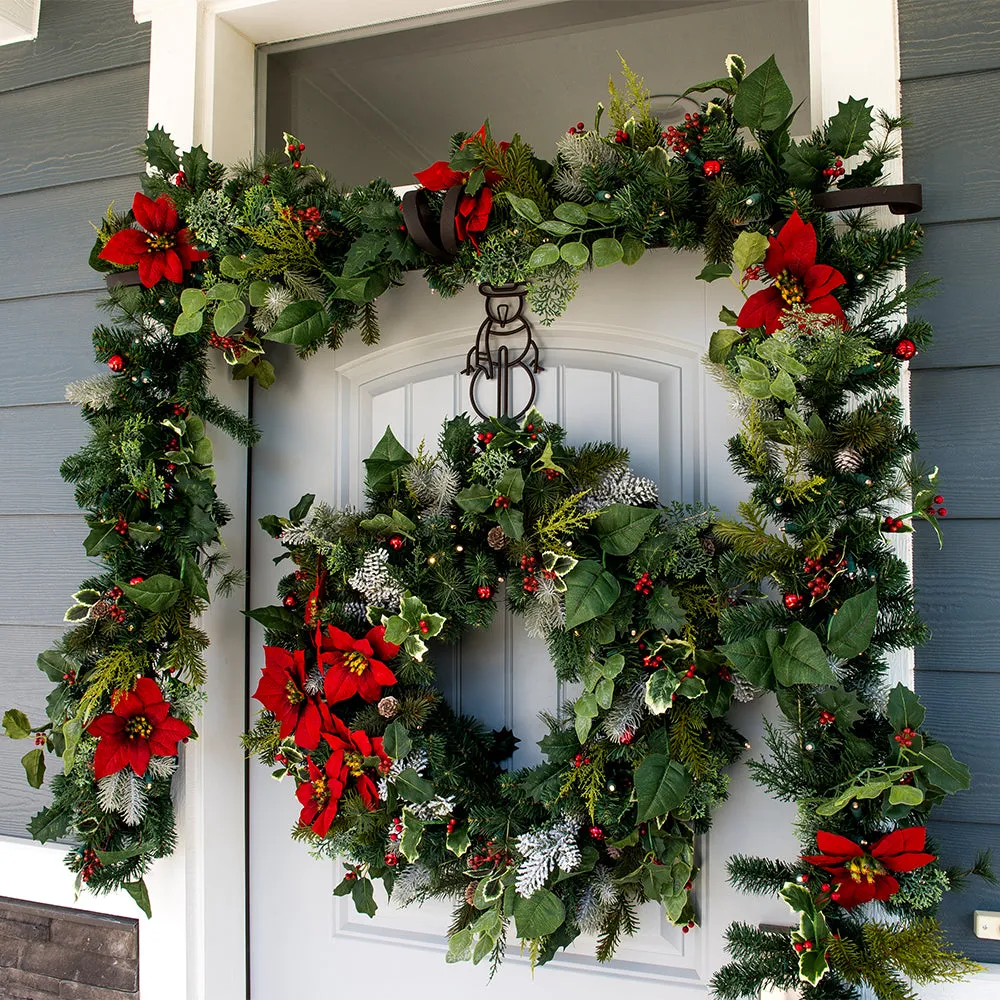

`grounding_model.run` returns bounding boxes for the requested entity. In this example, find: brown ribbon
[813,183,922,216]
